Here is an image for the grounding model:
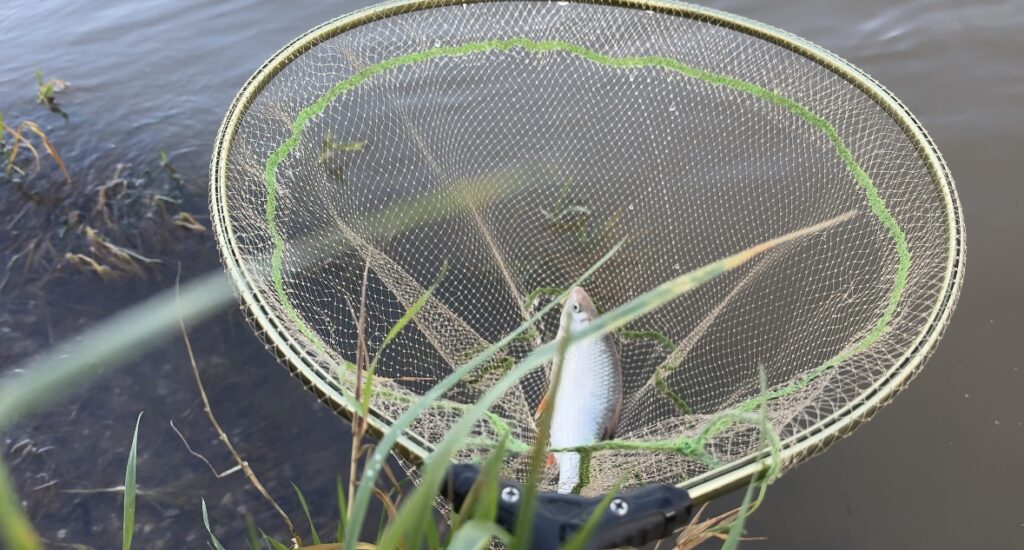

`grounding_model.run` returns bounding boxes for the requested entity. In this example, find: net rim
[209,0,965,503]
